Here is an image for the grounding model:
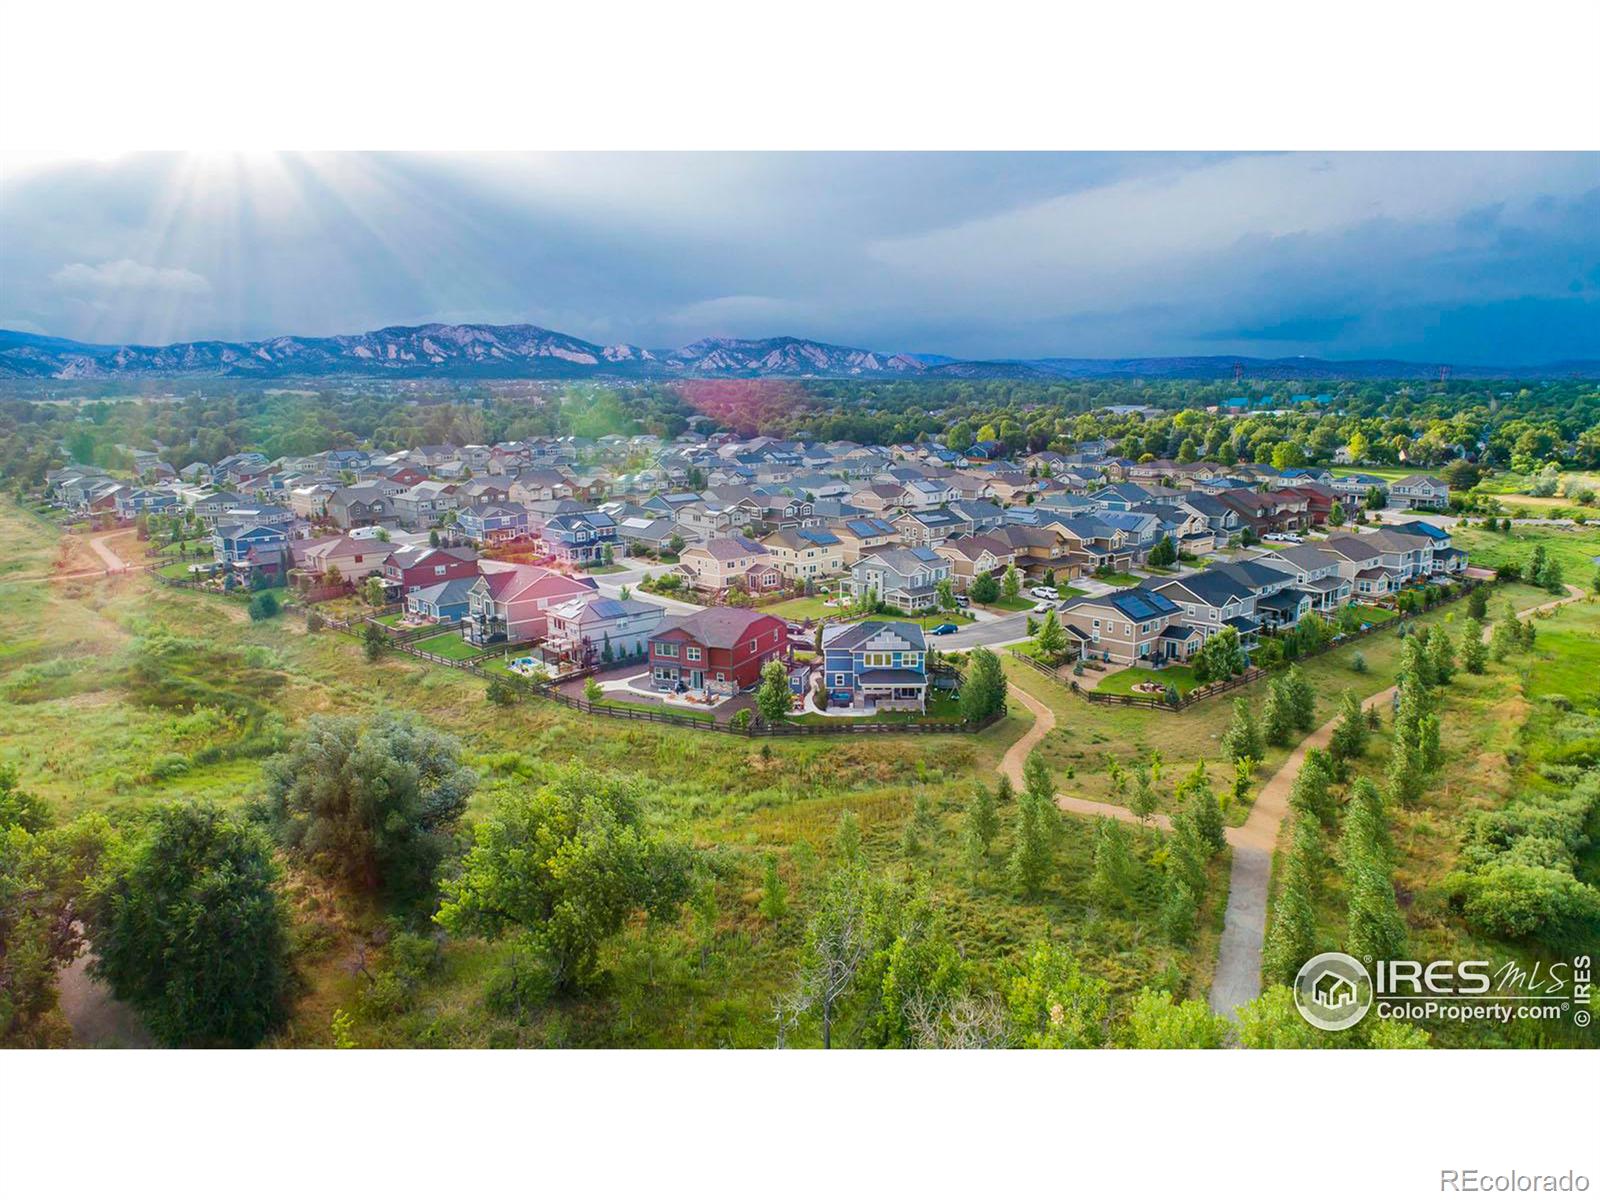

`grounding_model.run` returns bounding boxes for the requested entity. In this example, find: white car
[1032,601,1052,613]
[1029,586,1060,600]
